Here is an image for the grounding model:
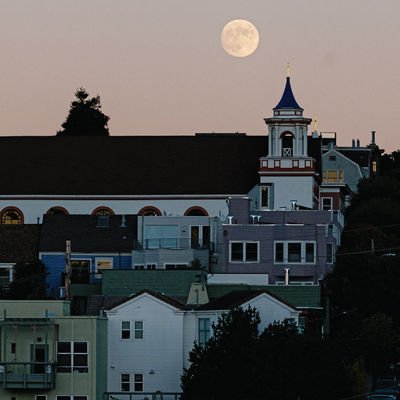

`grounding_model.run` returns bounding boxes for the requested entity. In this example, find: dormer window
[0,207,24,225]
